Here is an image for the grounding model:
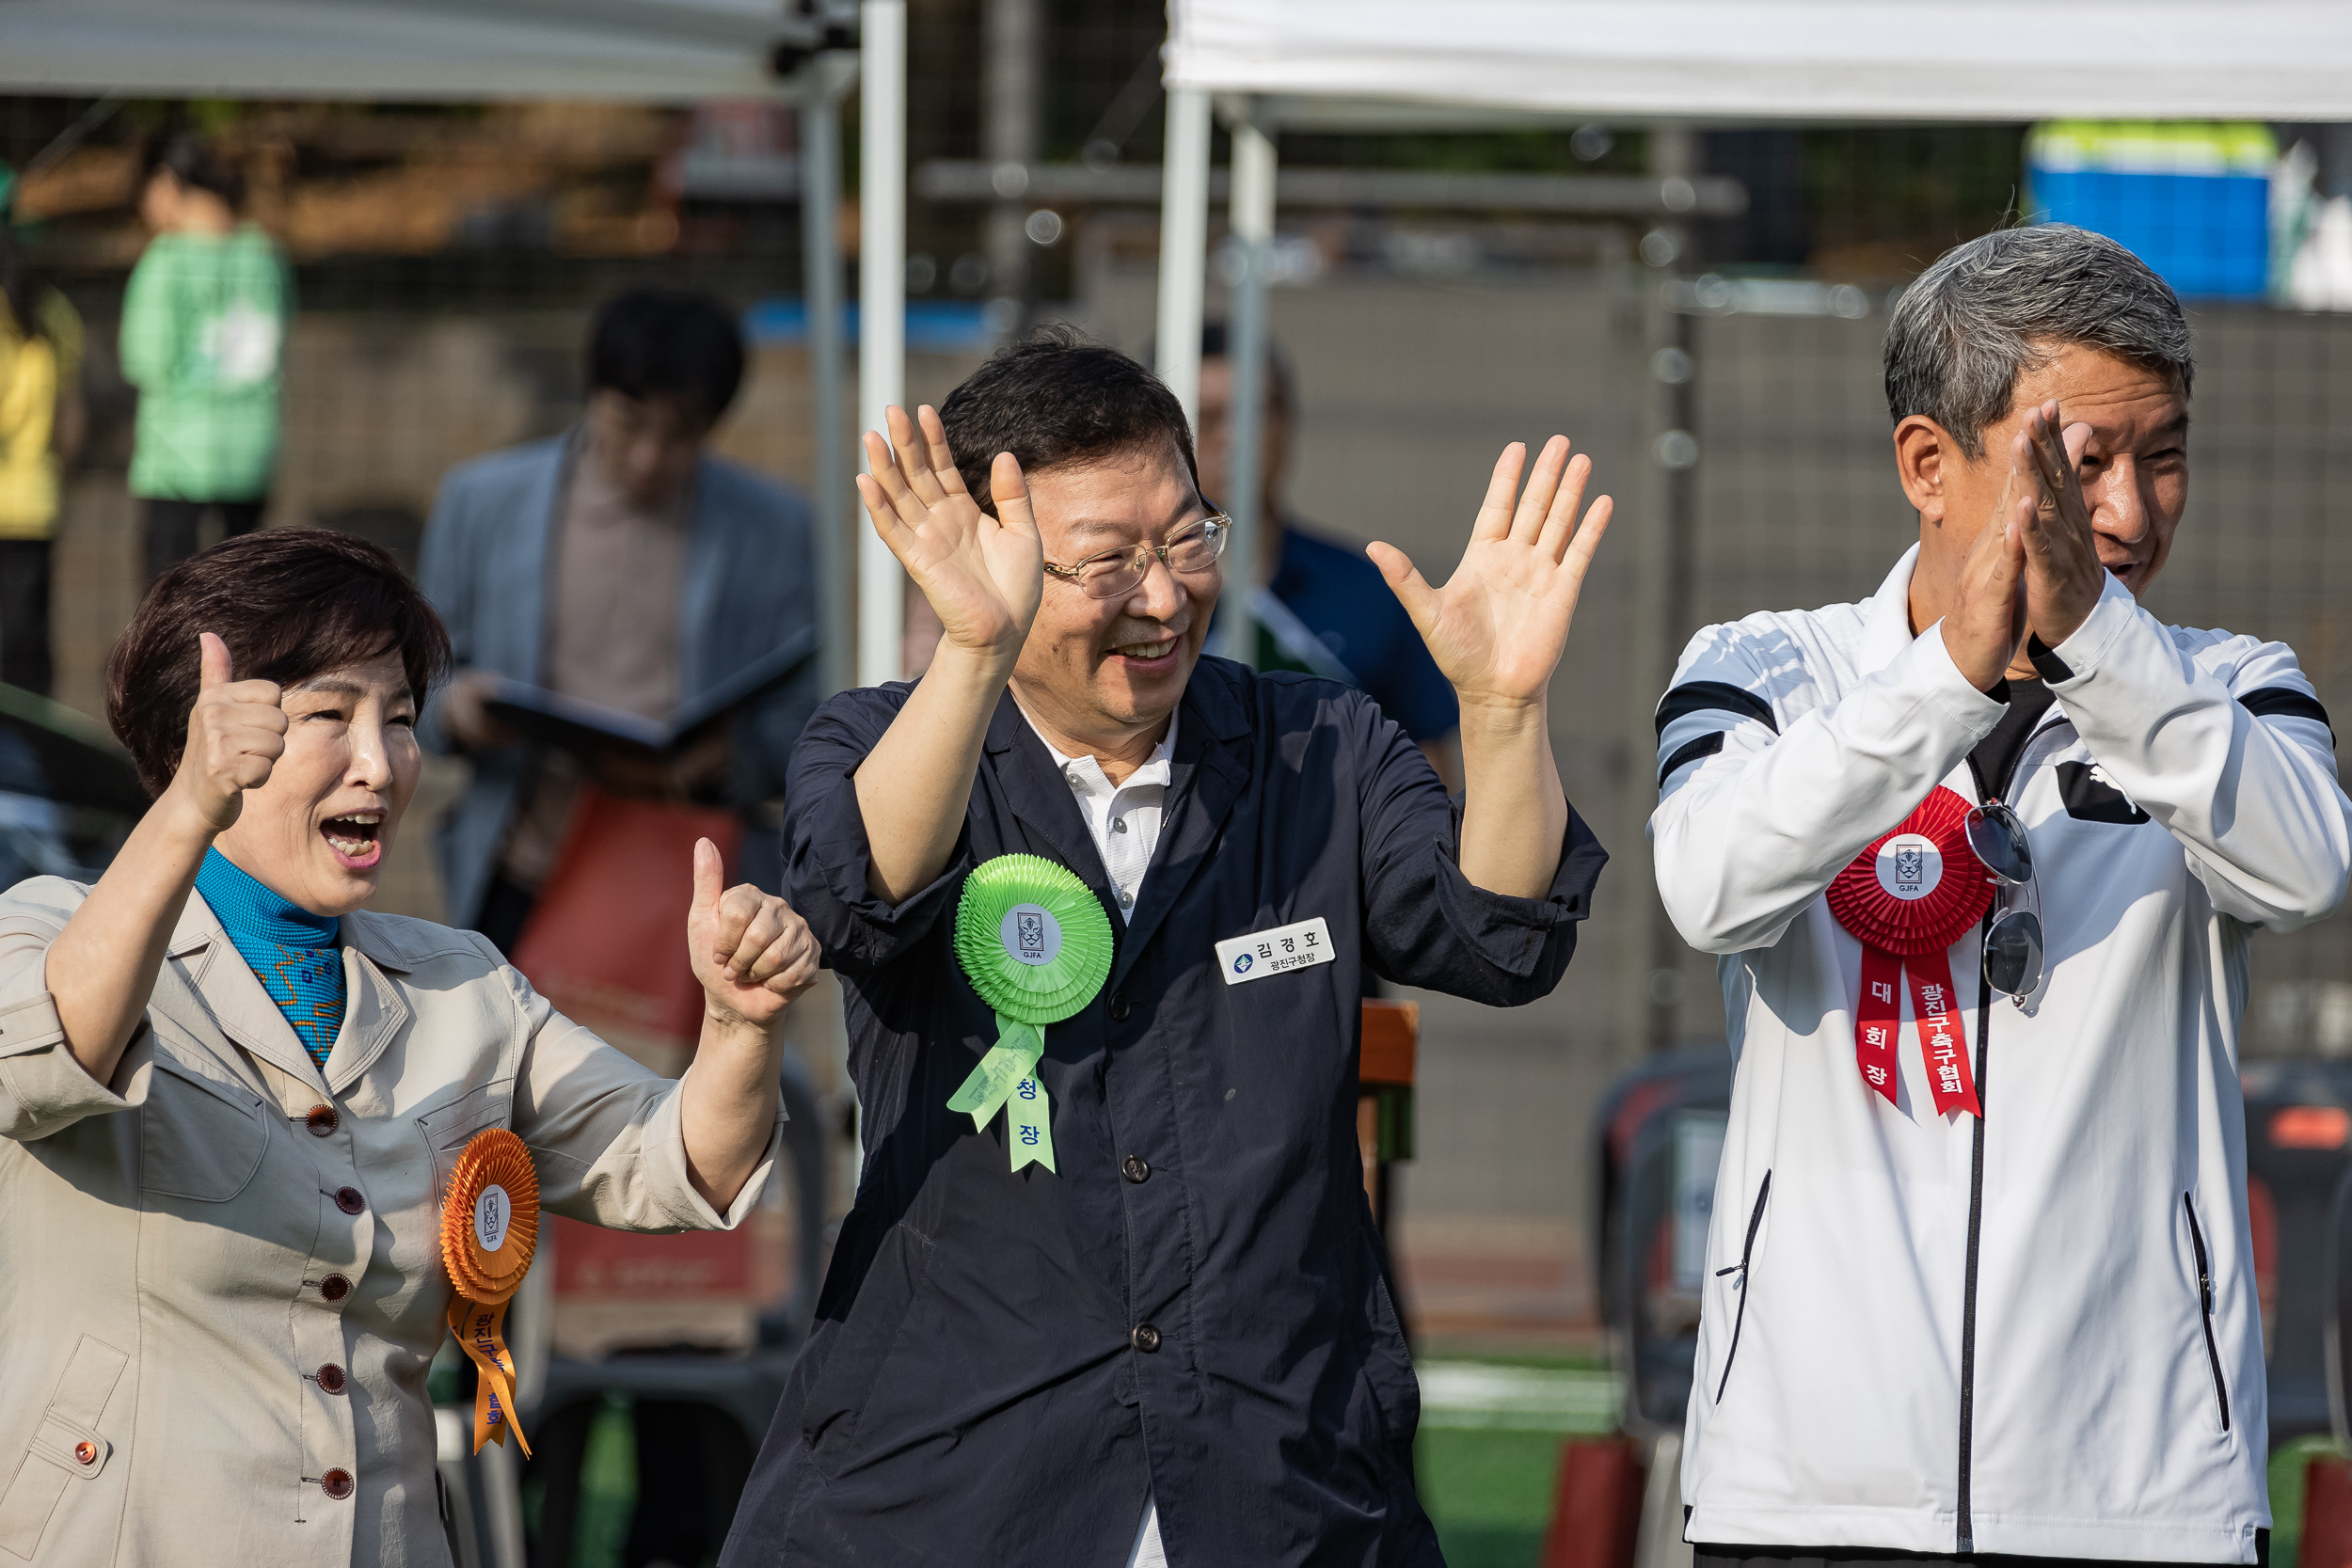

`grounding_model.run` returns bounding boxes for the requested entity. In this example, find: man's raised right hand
[856,404,1043,667]
[174,631,288,833]
[1938,487,2029,693]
